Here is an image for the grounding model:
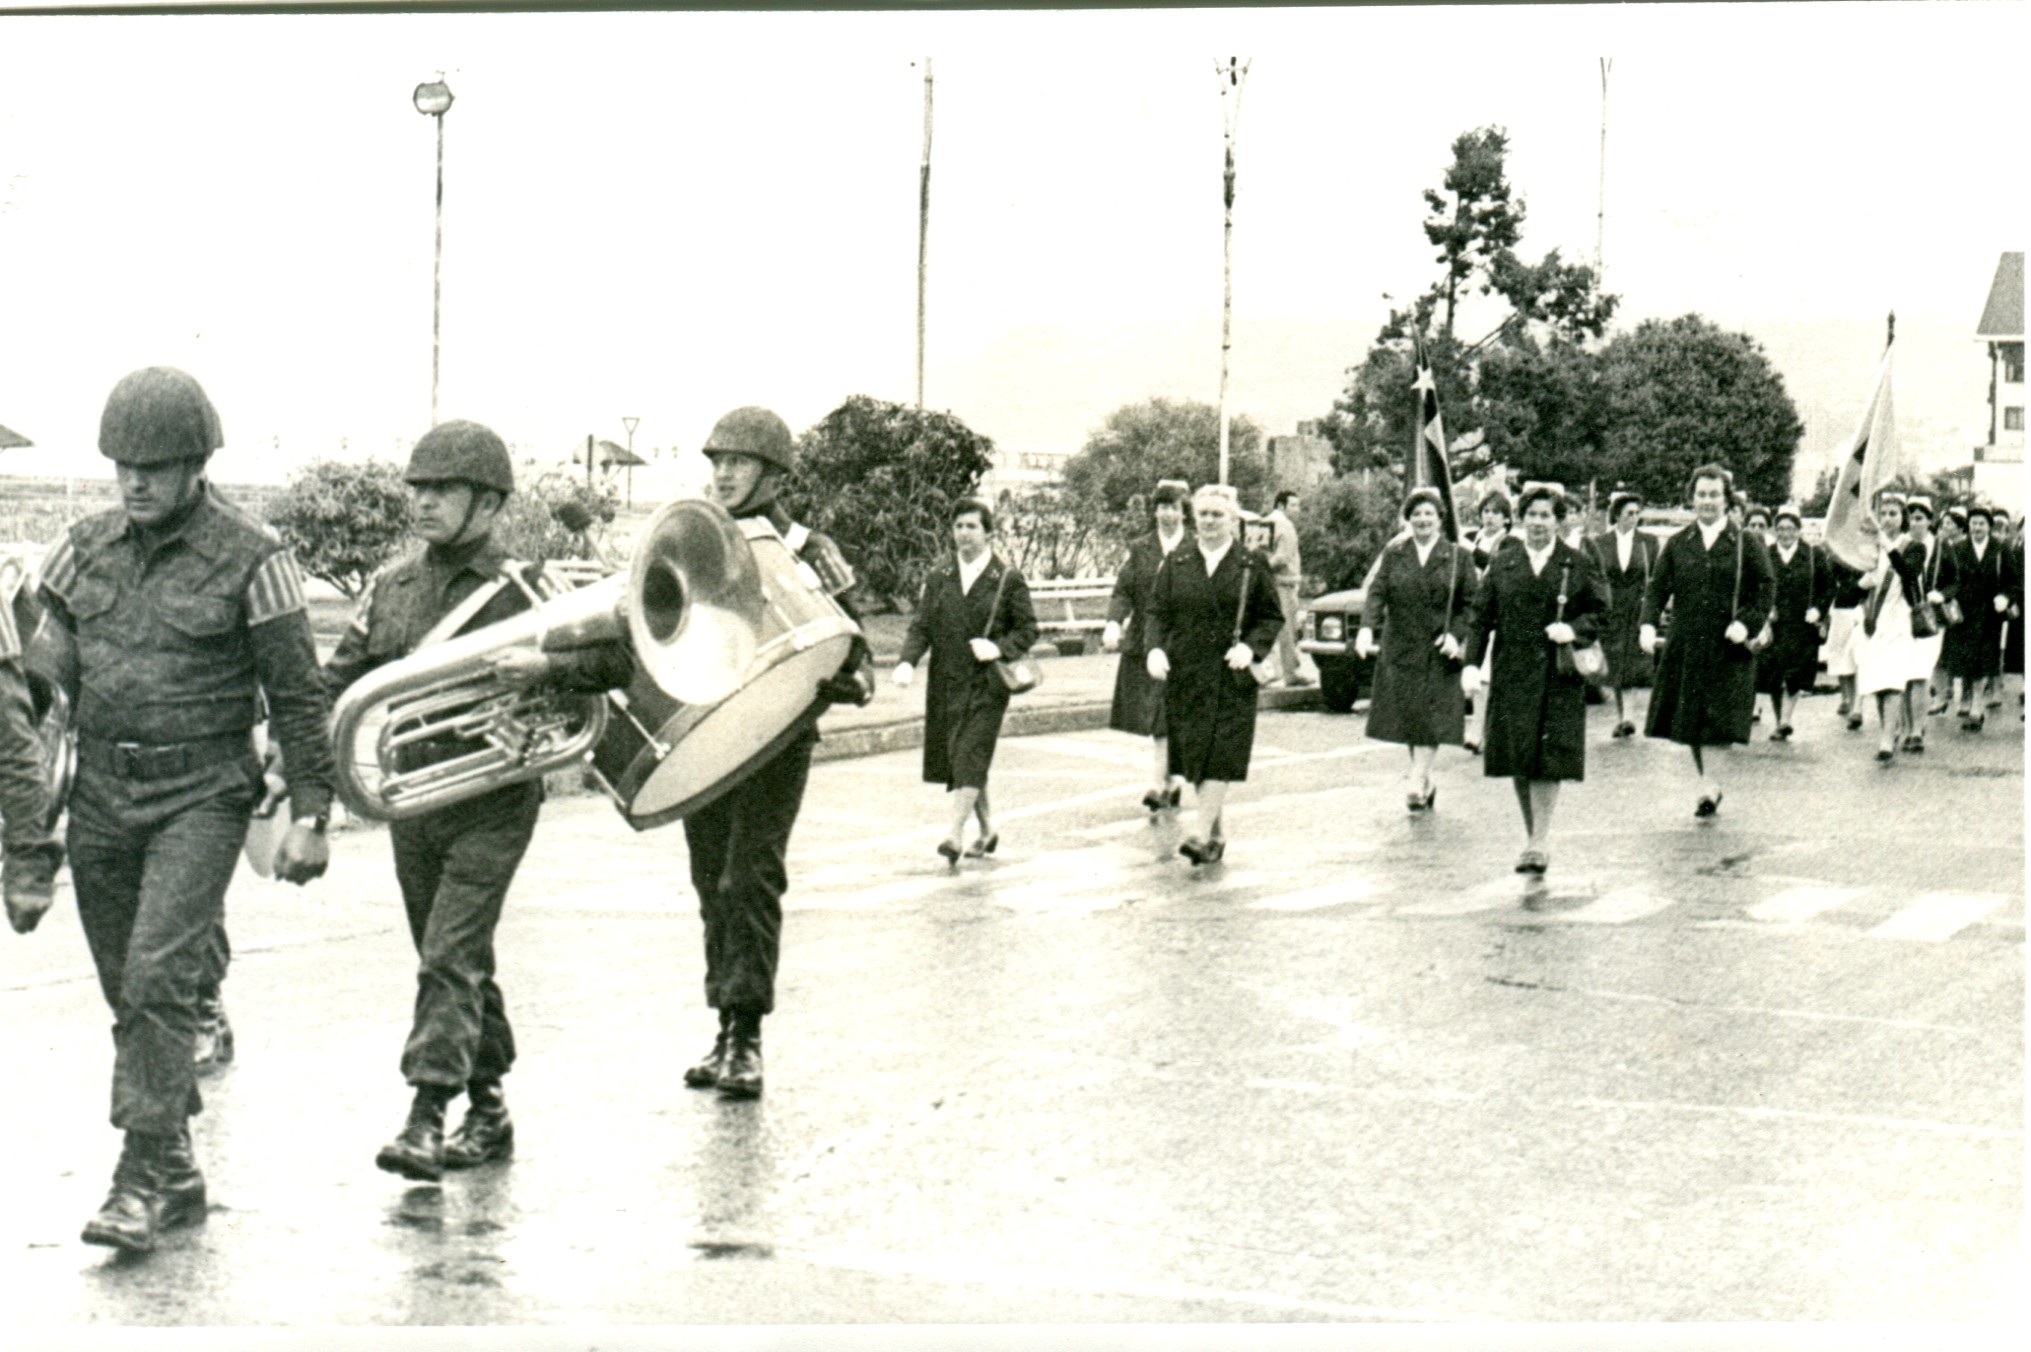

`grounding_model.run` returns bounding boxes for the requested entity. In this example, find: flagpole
[916,57,934,411]
[1215,57,1250,488]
